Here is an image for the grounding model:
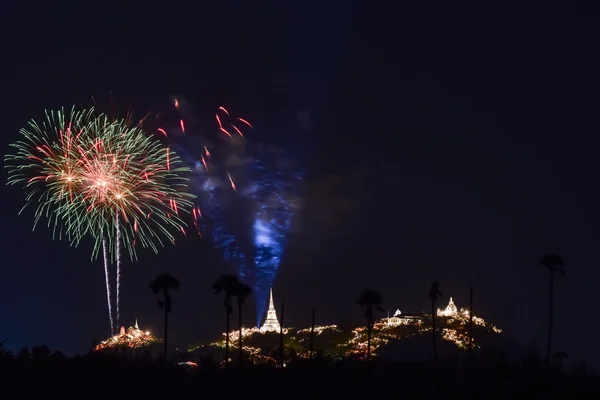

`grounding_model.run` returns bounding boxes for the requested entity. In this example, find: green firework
[5,106,196,260]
